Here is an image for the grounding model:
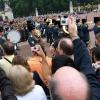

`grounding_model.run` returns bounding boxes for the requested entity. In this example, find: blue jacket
[73,39,100,100]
